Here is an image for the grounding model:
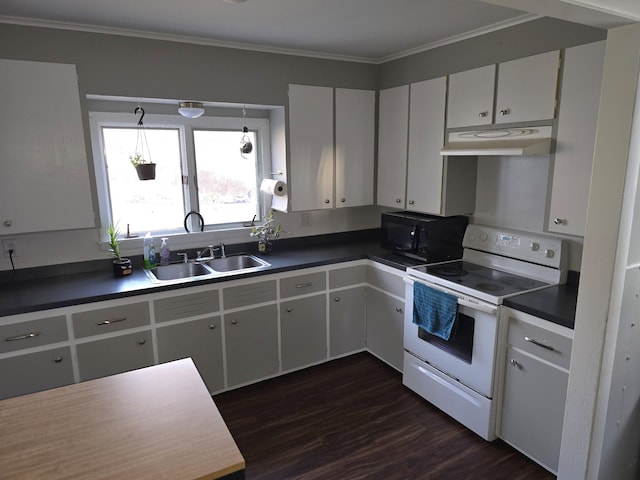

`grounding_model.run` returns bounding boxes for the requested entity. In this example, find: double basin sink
[145,254,270,283]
